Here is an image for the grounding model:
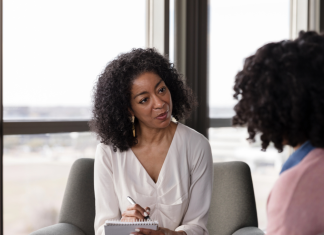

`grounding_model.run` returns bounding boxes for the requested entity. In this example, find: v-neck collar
[130,123,179,187]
